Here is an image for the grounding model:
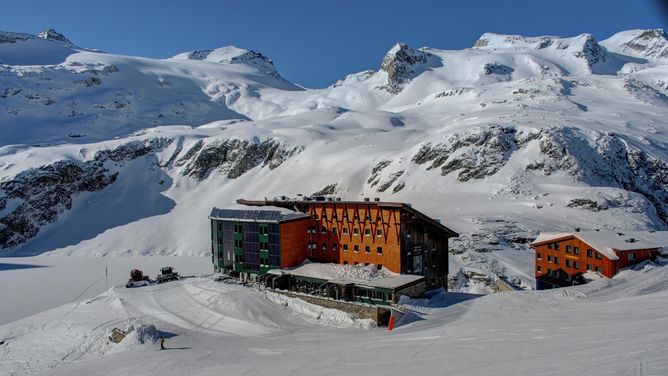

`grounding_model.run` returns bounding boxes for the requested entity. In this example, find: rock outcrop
[177,138,302,180]
[0,138,172,249]
[380,43,435,94]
